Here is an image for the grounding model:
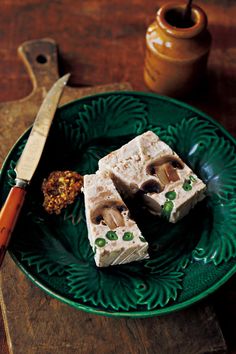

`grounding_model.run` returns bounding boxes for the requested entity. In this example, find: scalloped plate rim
[1,90,236,317]
[58,91,236,146]
[8,250,236,318]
